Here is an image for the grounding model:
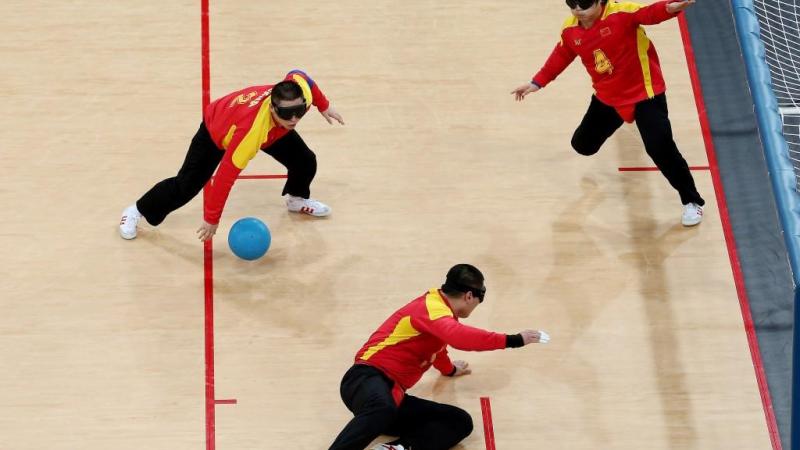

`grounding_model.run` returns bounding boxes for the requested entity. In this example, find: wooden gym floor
[0,1,773,449]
